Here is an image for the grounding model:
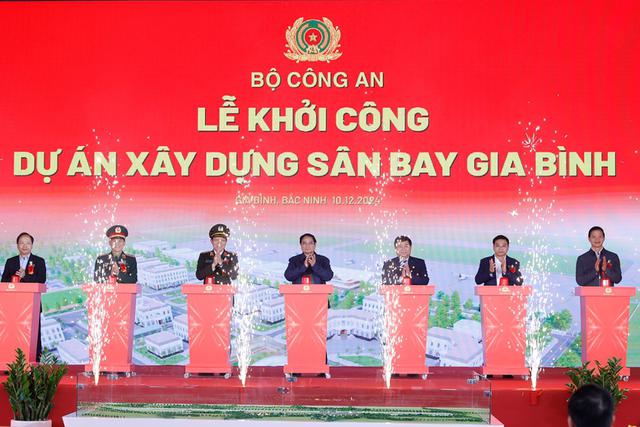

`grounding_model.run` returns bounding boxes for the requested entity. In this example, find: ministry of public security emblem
[285,17,342,63]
